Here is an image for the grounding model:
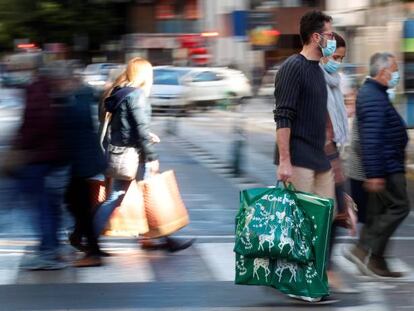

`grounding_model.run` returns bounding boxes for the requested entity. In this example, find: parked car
[81,63,121,98]
[150,67,191,114]
[150,66,252,114]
